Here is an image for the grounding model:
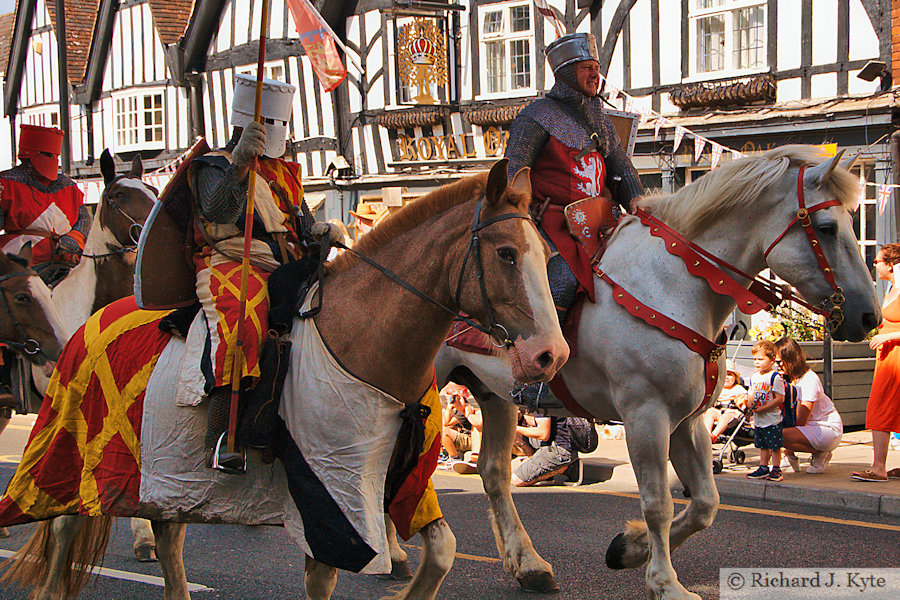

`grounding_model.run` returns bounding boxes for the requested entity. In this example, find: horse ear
[131,154,143,178]
[100,149,116,185]
[485,158,510,207]
[804,149,845,188]
[17,242,33,265]
[839,150,861,172]
[507,167,532,210]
